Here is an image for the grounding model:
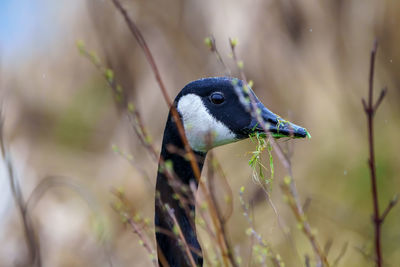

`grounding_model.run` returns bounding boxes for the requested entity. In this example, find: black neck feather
[155,113,206,267]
